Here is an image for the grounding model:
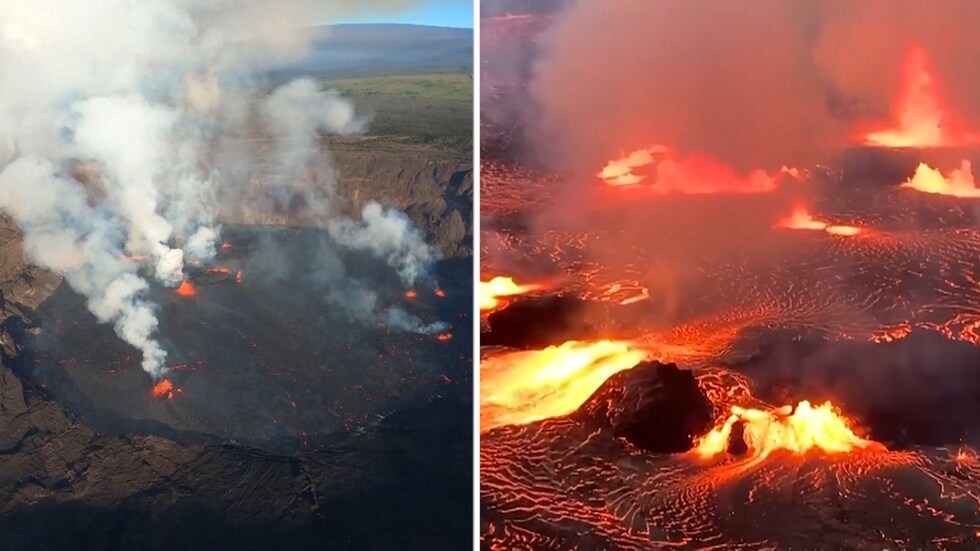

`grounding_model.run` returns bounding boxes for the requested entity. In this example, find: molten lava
[597,145,786,194]
[776,206,863,237]
[151,378,182,400]
[479,276,543,312]
[694,400,882,460]
[405,290,417,299]
[480,340,647,431]
[434,288,446,298]
[436,332,452,342]
[902,161,980,198]
[862,44,980,148]
[175,280,197,296]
